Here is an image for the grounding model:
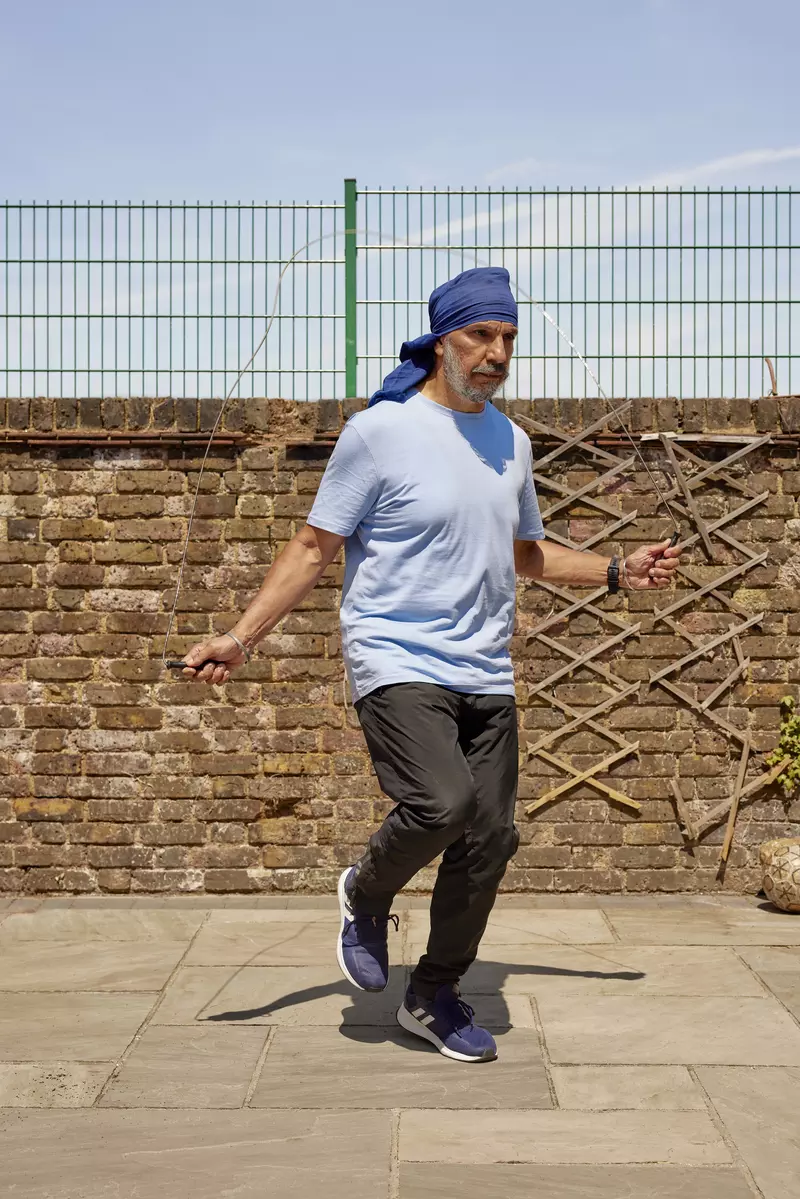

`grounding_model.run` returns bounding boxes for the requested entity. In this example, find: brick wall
[2,394,800,895]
